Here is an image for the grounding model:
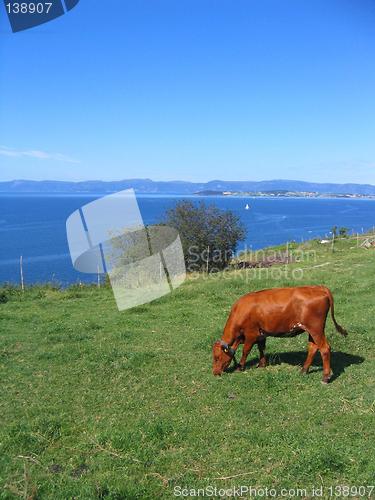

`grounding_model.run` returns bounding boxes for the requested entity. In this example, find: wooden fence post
[20,255,24,292]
